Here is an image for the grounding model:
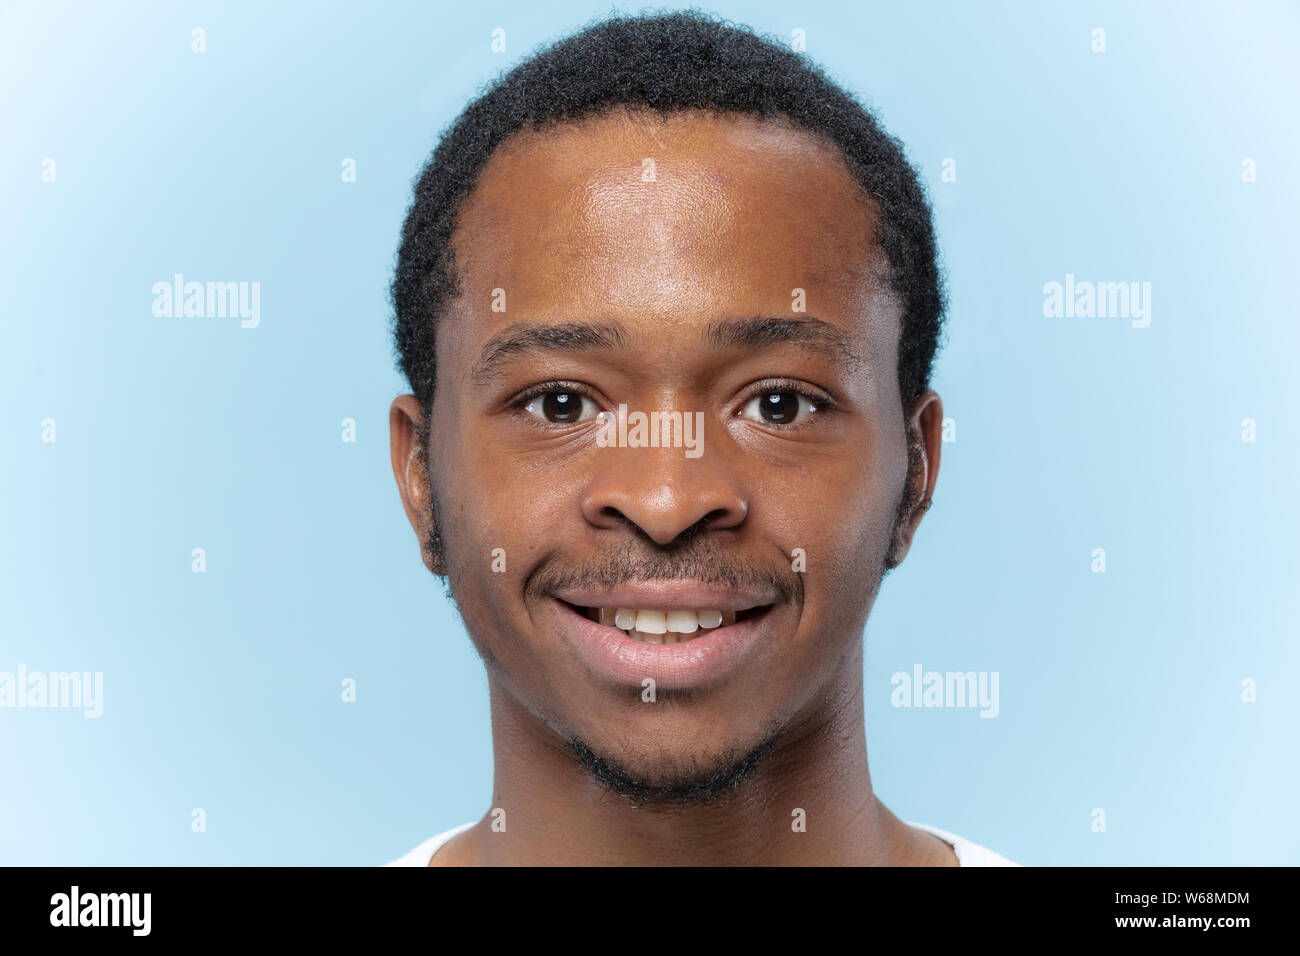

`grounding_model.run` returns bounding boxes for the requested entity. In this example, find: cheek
[769,441,903,627]
[443,439,572,564]
[437,440,575,650]
[765,432,899,547]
